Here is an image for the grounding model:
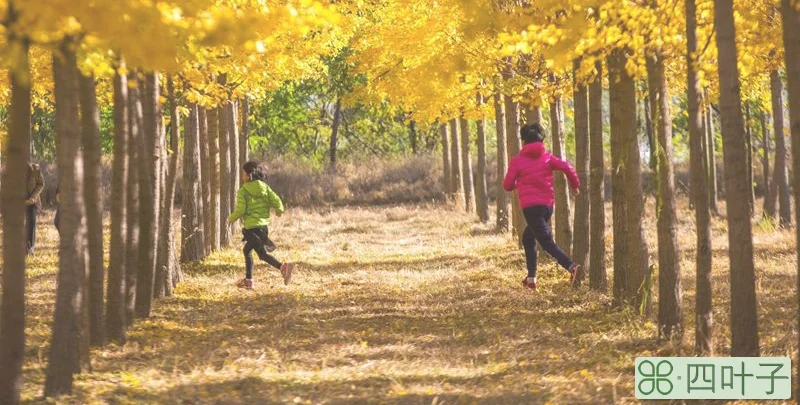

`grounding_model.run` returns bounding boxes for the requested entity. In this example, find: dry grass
[5,197,798,404]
